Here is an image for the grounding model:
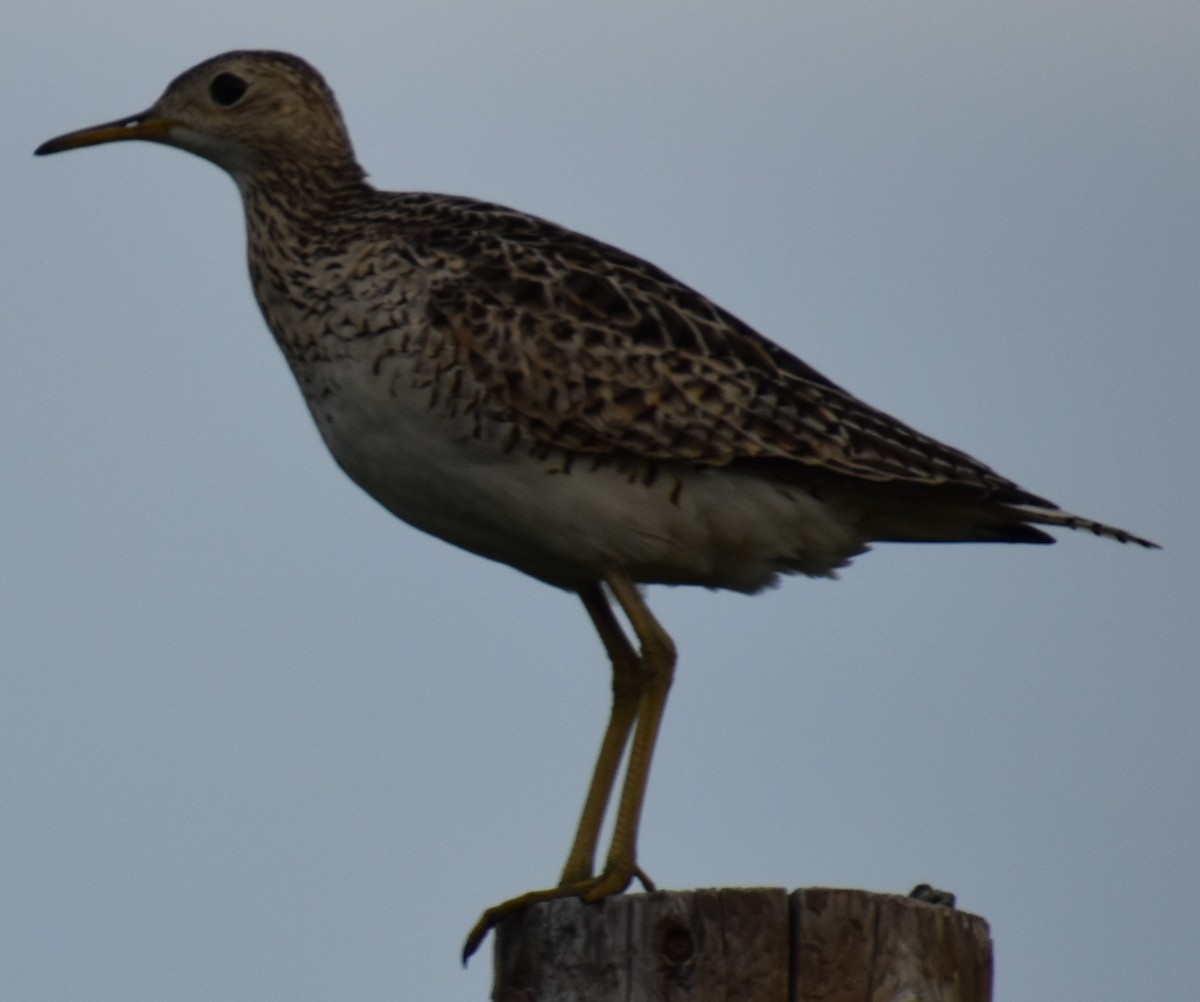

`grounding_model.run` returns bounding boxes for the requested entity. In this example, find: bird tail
[1008,506,1160,549]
